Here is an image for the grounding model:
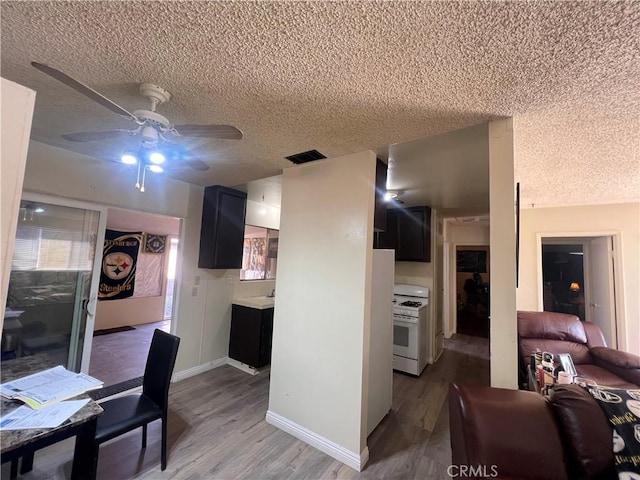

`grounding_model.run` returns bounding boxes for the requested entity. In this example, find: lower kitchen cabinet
[229,304,274,368]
